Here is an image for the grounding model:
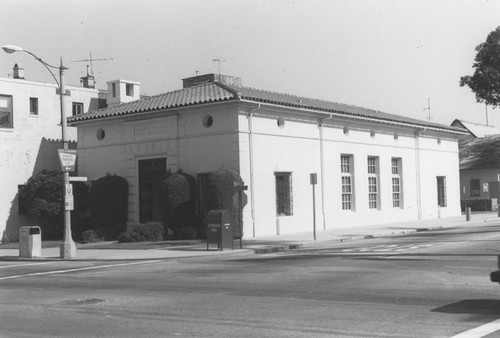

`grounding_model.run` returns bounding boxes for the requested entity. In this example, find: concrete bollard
[466,207,471,221]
